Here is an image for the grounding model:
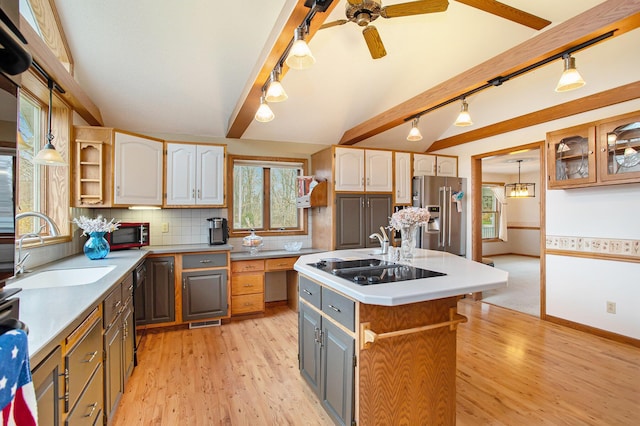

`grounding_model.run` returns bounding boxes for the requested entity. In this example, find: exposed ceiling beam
[338,0,640,146]
[226,0,339,139]
[427,81,640,152]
